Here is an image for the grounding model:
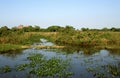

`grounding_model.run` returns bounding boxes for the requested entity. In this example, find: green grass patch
[0,44,22,52]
